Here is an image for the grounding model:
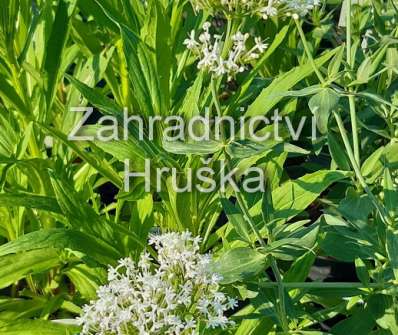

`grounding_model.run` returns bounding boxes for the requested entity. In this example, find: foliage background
[0,0,397,334]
